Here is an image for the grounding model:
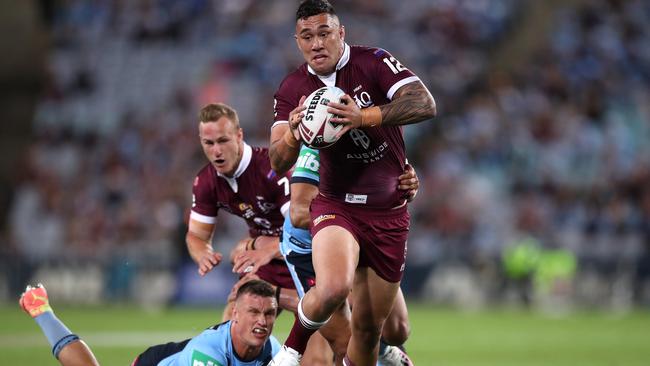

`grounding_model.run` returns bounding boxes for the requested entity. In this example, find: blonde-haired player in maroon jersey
[187,102,331,363]
[187,103,295,303]
[268,1,436,365]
